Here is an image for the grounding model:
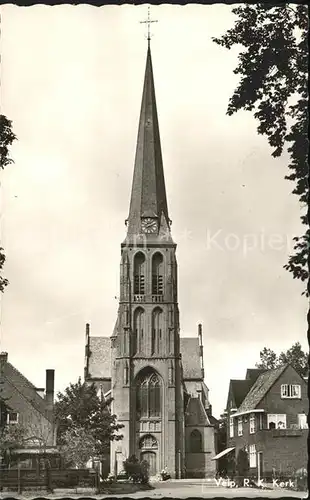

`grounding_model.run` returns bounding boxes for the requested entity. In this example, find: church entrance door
[141,451,156,476]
